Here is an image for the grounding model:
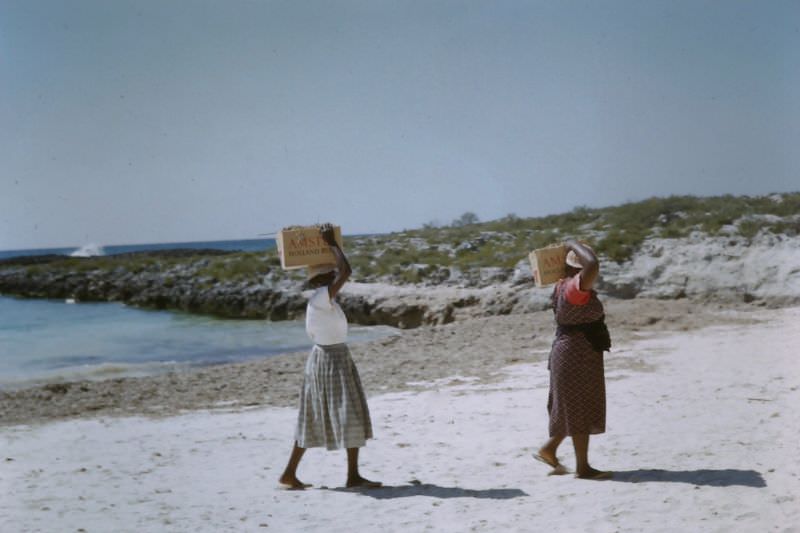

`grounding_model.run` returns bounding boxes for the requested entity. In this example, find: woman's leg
[346,447,382,488]
[572,433,590,474]
[572,434,610,479]
[537,435,565,467]
[535,435,569,474]
[279,442,311,489]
